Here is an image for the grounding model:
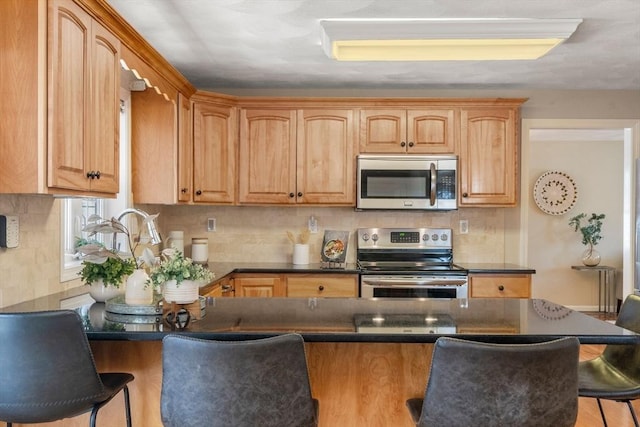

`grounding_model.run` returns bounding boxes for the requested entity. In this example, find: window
[60,87,132,282]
